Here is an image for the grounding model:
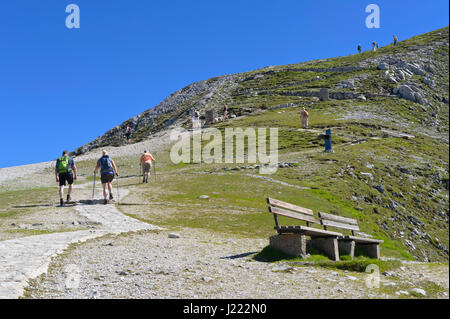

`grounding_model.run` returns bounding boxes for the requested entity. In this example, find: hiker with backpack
[94,150,119,204]
[357,44,362,54]
[55,150,78,206]
[393,35,398,46]
[140,150,155,183]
